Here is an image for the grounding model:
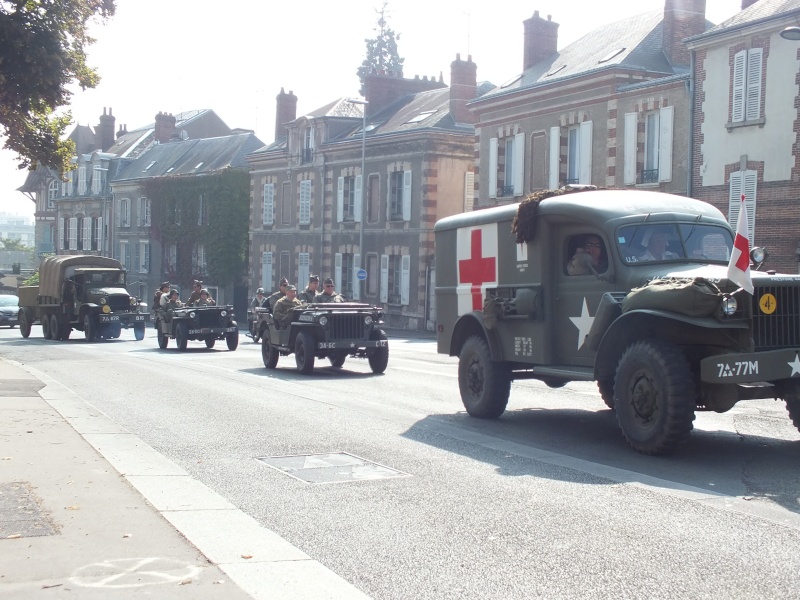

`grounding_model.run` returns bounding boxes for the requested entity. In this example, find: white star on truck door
[569,298,595,350]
